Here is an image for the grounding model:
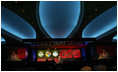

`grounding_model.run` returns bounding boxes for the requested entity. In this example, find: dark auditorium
[1,1,117,71]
